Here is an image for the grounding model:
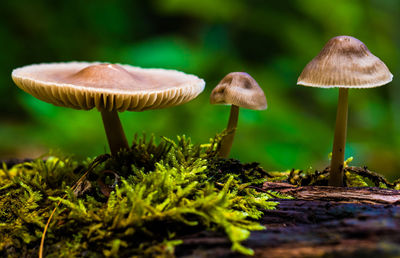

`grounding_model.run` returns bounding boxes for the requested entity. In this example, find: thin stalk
[101,110,129,155]
[219,105,240,158]
[329,88,349,187]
